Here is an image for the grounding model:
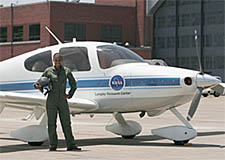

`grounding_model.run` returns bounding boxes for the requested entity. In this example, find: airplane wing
[0,91,99,117]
